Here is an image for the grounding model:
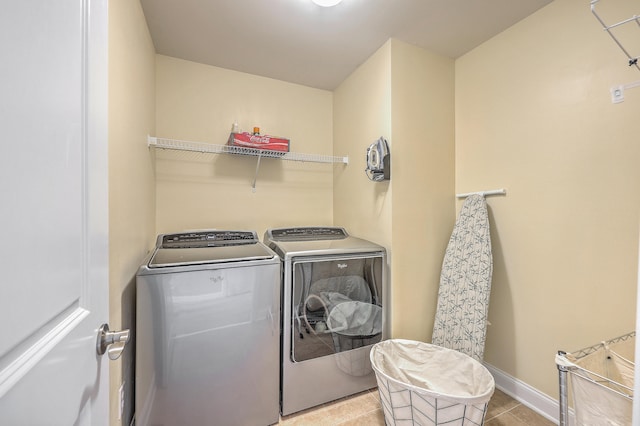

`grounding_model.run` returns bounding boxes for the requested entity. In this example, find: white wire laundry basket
[556,331,635,426]
[371,339,495,426]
